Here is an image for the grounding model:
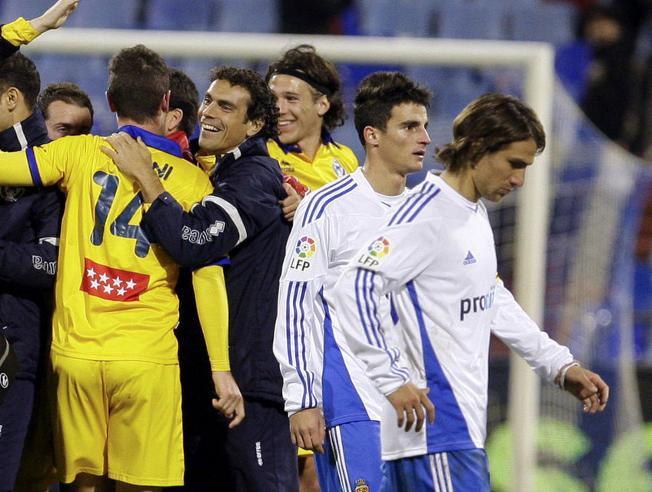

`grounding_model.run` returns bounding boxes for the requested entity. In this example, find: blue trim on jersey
[406,281,474,452]
[355,269,410,382]
[118,125,183,157]
[389,295,399,325]
[213,257,231,266]
[383,450,489,492]
[25,147,42,187]
[302,176,356,226]
[320,289,370,426]
[287,281,316,408]
[388,183,440,226]
[315,421,383,492]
